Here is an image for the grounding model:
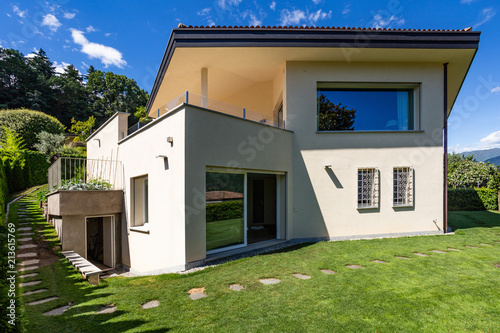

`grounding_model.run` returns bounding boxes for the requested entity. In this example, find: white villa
[47,25,480,276]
